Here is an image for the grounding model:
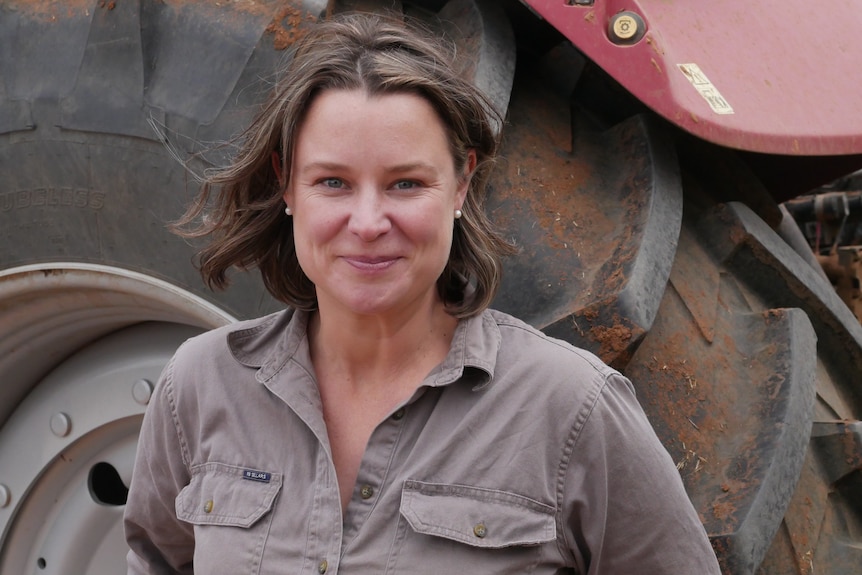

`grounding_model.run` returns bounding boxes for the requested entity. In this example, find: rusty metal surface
[815,248,862,325]
[524,0,862,156]
[835,247,862,323]
[783,190,862,321]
